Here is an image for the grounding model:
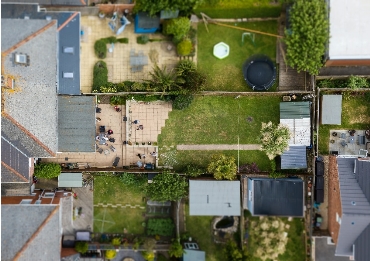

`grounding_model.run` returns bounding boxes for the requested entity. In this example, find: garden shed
[189,180,240,216]
[58,173,82,188]
[134,12,160,34]
[281,145,307,169]
[247,177,304,217]
[321,95,342,125]
[183,250,205,261]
